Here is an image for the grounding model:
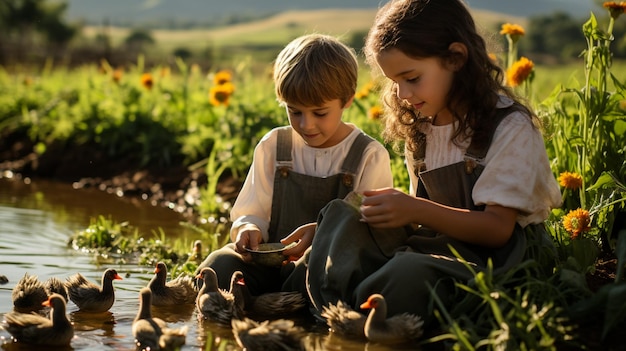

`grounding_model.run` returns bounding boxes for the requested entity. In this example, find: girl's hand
[281,222,316,260]
[235,224,263,262]
[361,188,417,228]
